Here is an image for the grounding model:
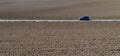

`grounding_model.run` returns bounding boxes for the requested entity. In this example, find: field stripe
[0,19,120,22]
